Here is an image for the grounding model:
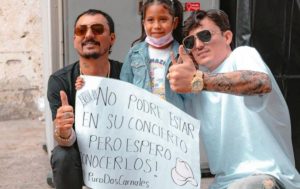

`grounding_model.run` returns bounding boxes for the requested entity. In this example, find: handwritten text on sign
[75,76,201,189]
